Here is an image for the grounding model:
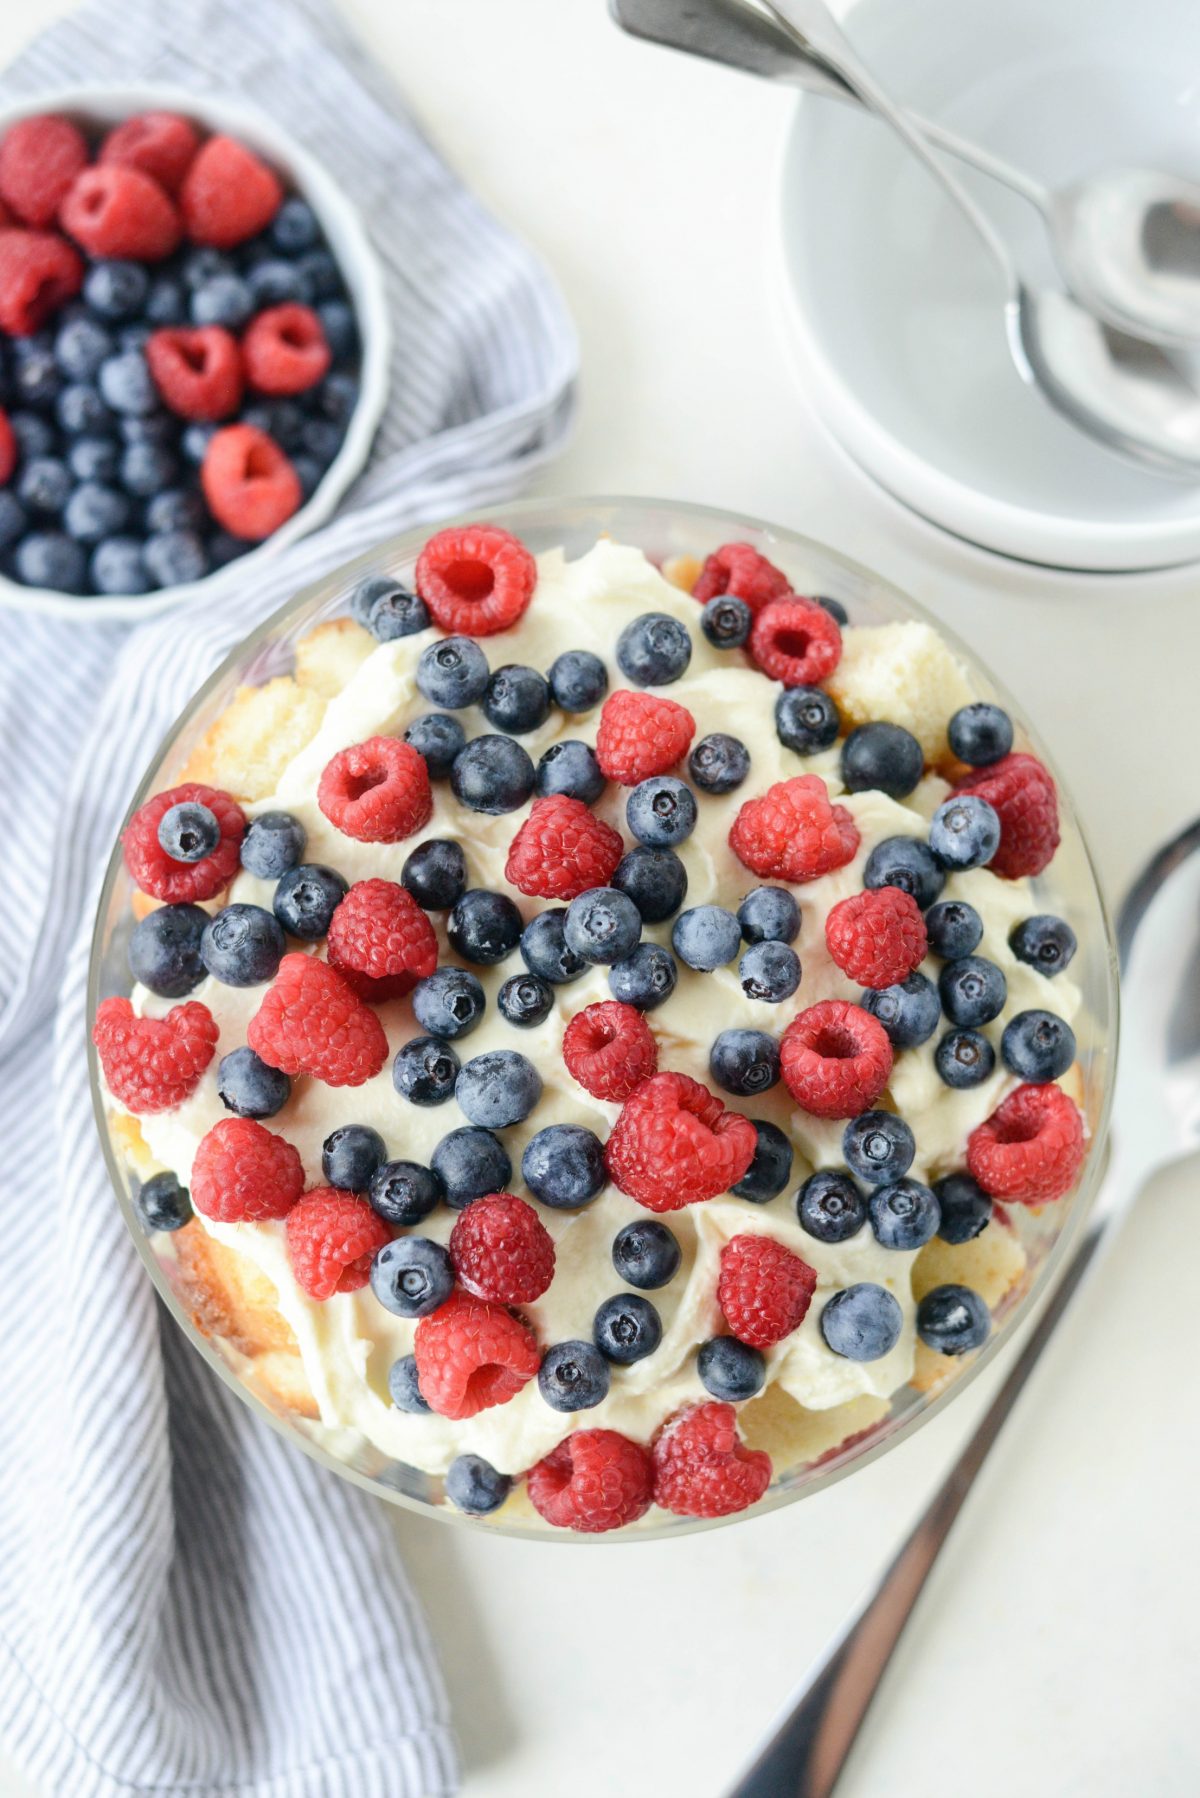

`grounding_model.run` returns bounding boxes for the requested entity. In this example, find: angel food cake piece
[97,526,1089,1533]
